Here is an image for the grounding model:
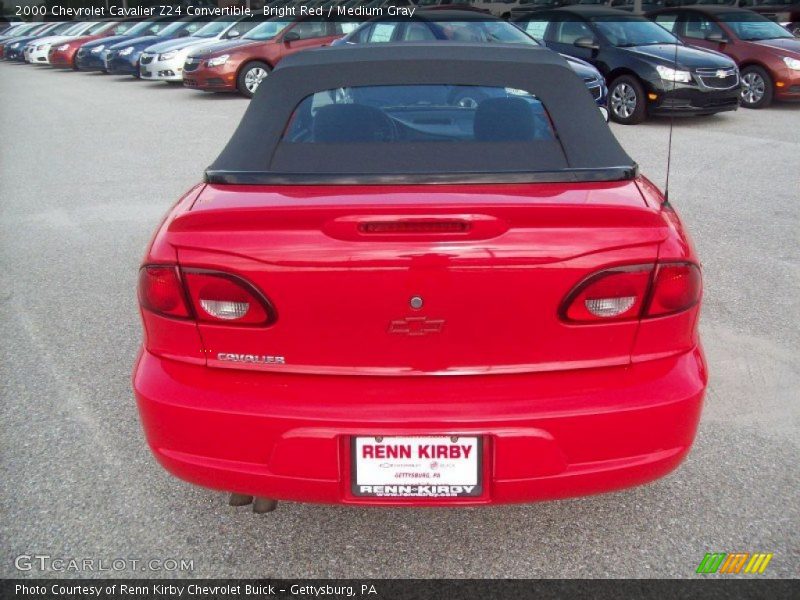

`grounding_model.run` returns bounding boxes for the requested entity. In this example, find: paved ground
[1,62,798,579]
